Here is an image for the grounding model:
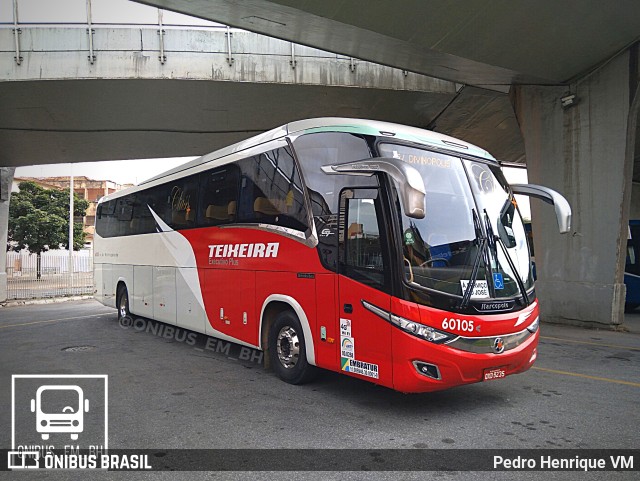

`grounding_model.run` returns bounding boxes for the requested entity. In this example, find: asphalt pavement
[0,300,638,480]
